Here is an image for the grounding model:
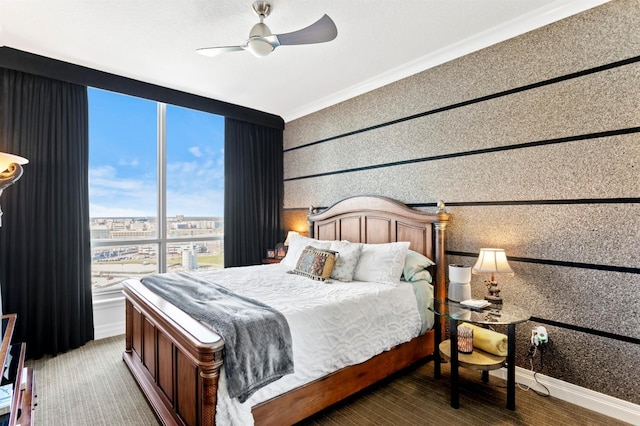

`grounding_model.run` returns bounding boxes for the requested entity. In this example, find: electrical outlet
[531,326,548,346]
